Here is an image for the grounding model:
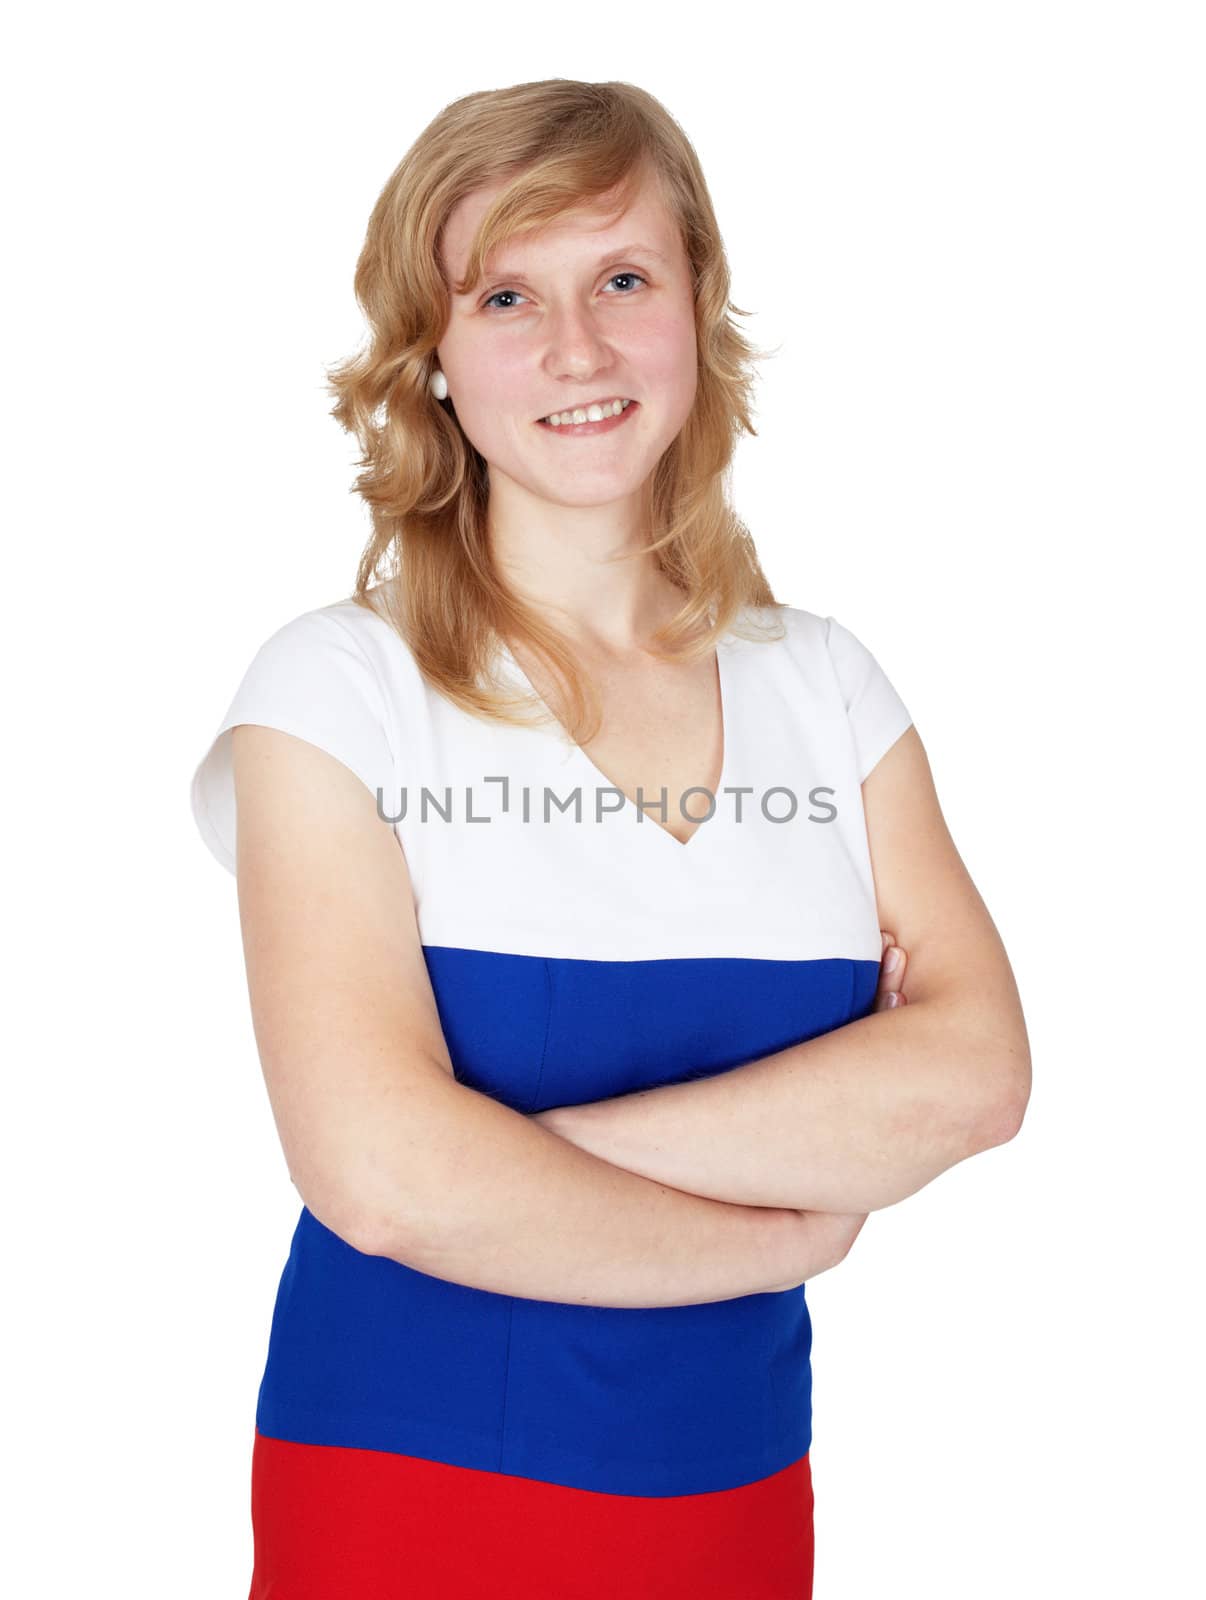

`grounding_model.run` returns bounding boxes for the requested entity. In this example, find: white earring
[429,368,448,401]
